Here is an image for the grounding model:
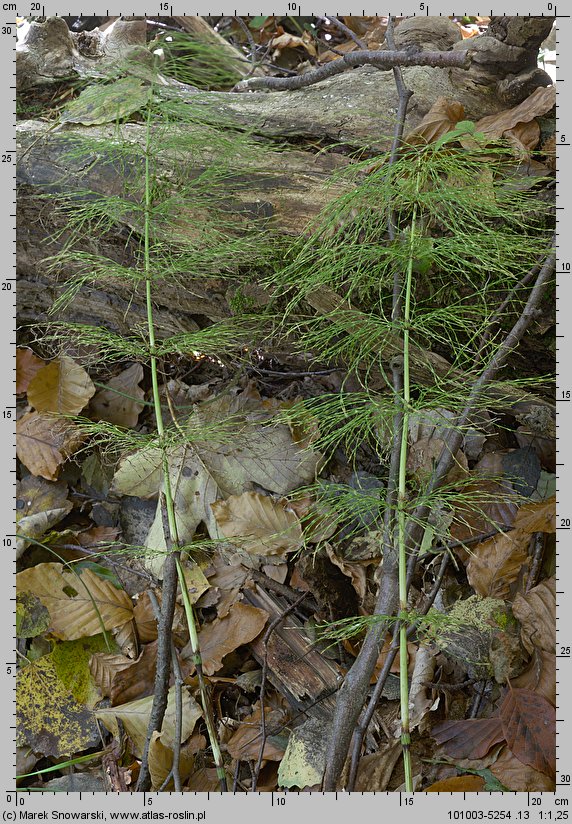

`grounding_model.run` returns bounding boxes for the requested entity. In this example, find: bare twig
[176,556,228,792]
[408,239,556,562]
[233,49,471,92]
[135,534,180,789]
[468,680,489,718]
[385,17,413,174]
[232,16,258,74]
[317,16,367,50]
[169,641,183,791]
[326,245,554,787]
[474,238,553,364]
[253,591,307,791]
[249,567,319,612]
[346,550,450,790]
[322,32,414,788]
[423,677,478,691]
[148,591,183,792]
[246,366,340,378]
[526,532,545,593]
